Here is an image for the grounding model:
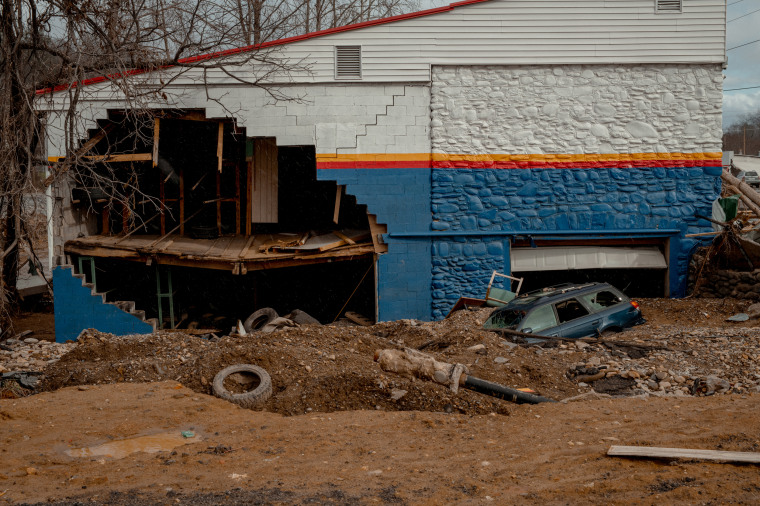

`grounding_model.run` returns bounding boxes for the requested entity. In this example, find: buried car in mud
[482,282,644,339]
